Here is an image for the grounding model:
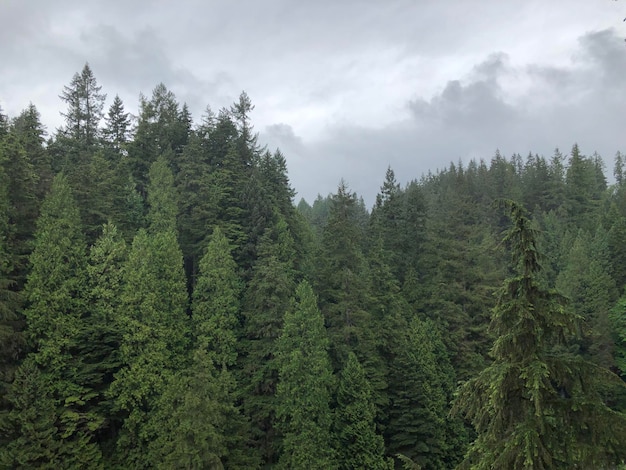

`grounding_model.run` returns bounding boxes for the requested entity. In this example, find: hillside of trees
[1,63,626,469]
